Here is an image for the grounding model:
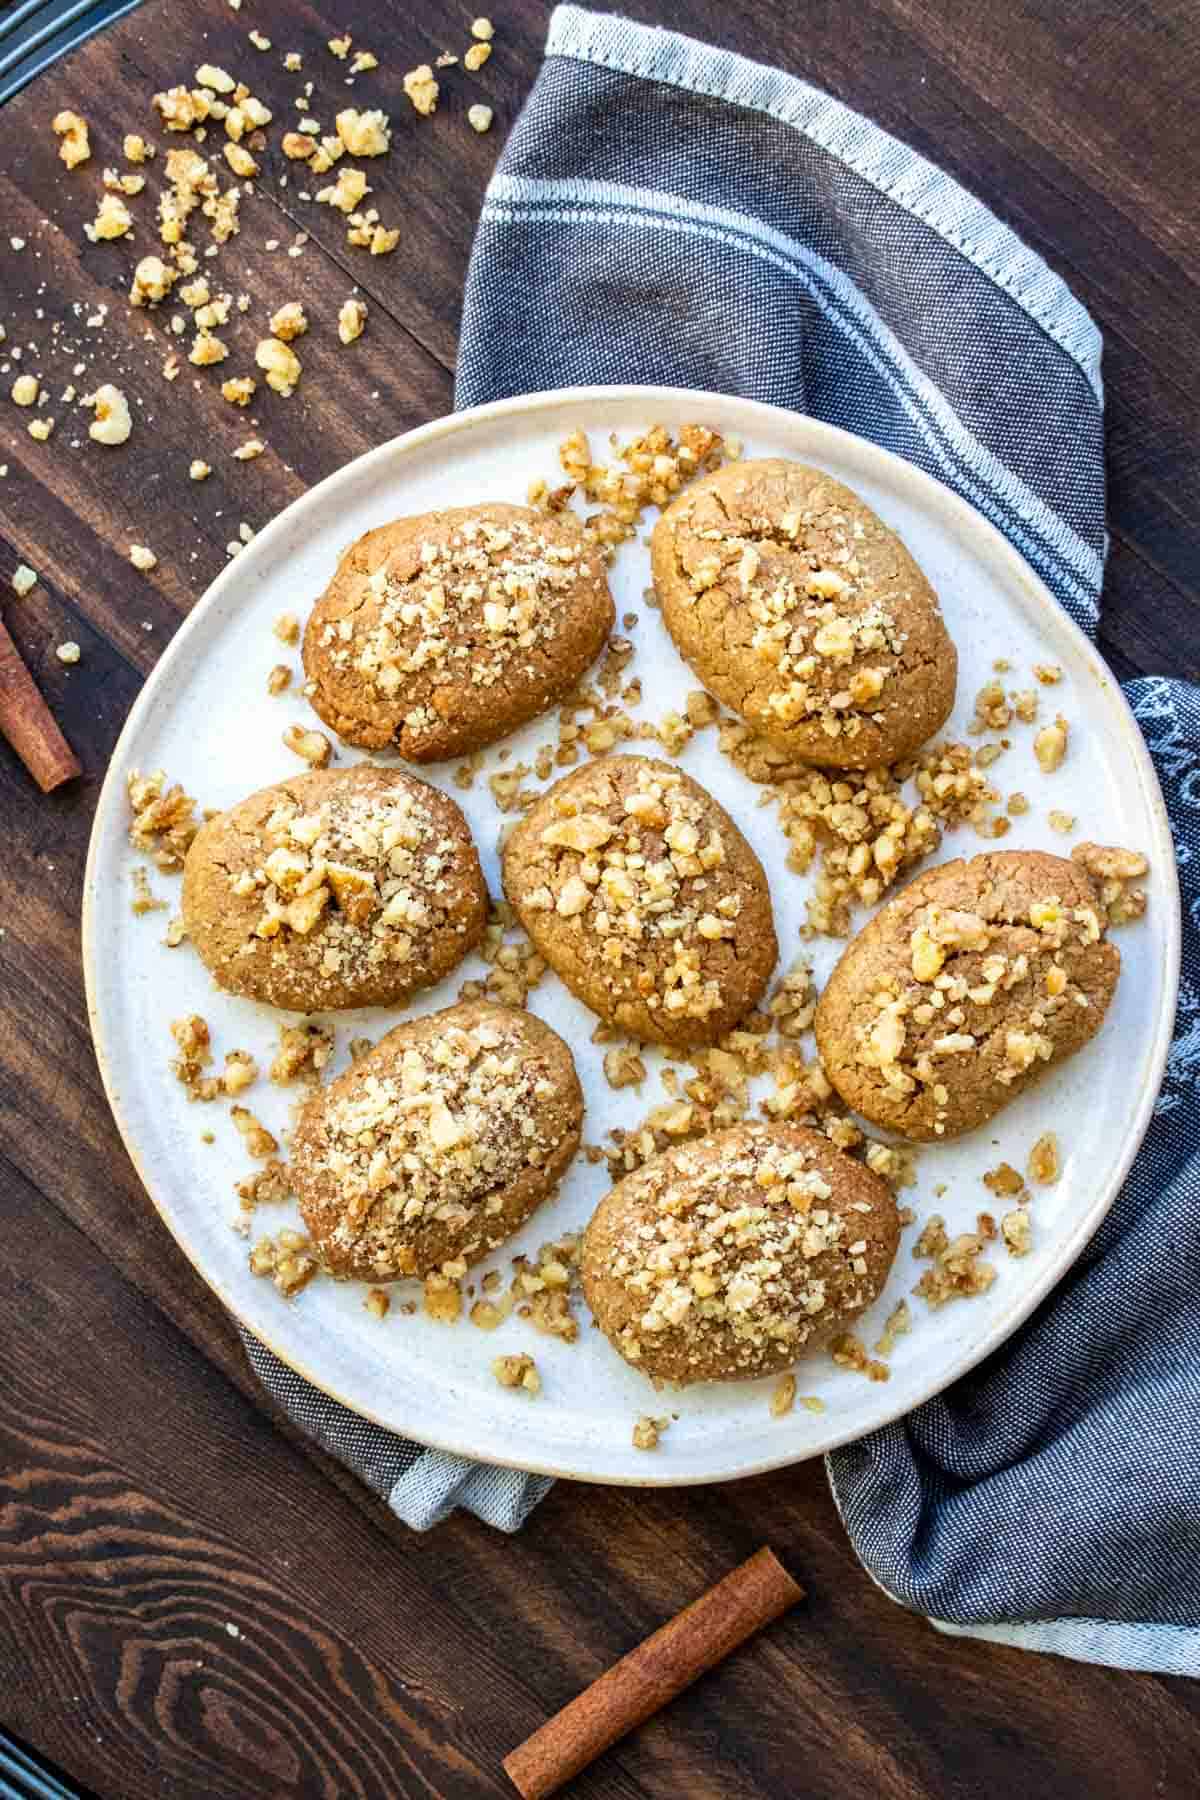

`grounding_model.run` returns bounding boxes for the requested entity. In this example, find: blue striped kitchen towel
[251,7,1200,1673]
